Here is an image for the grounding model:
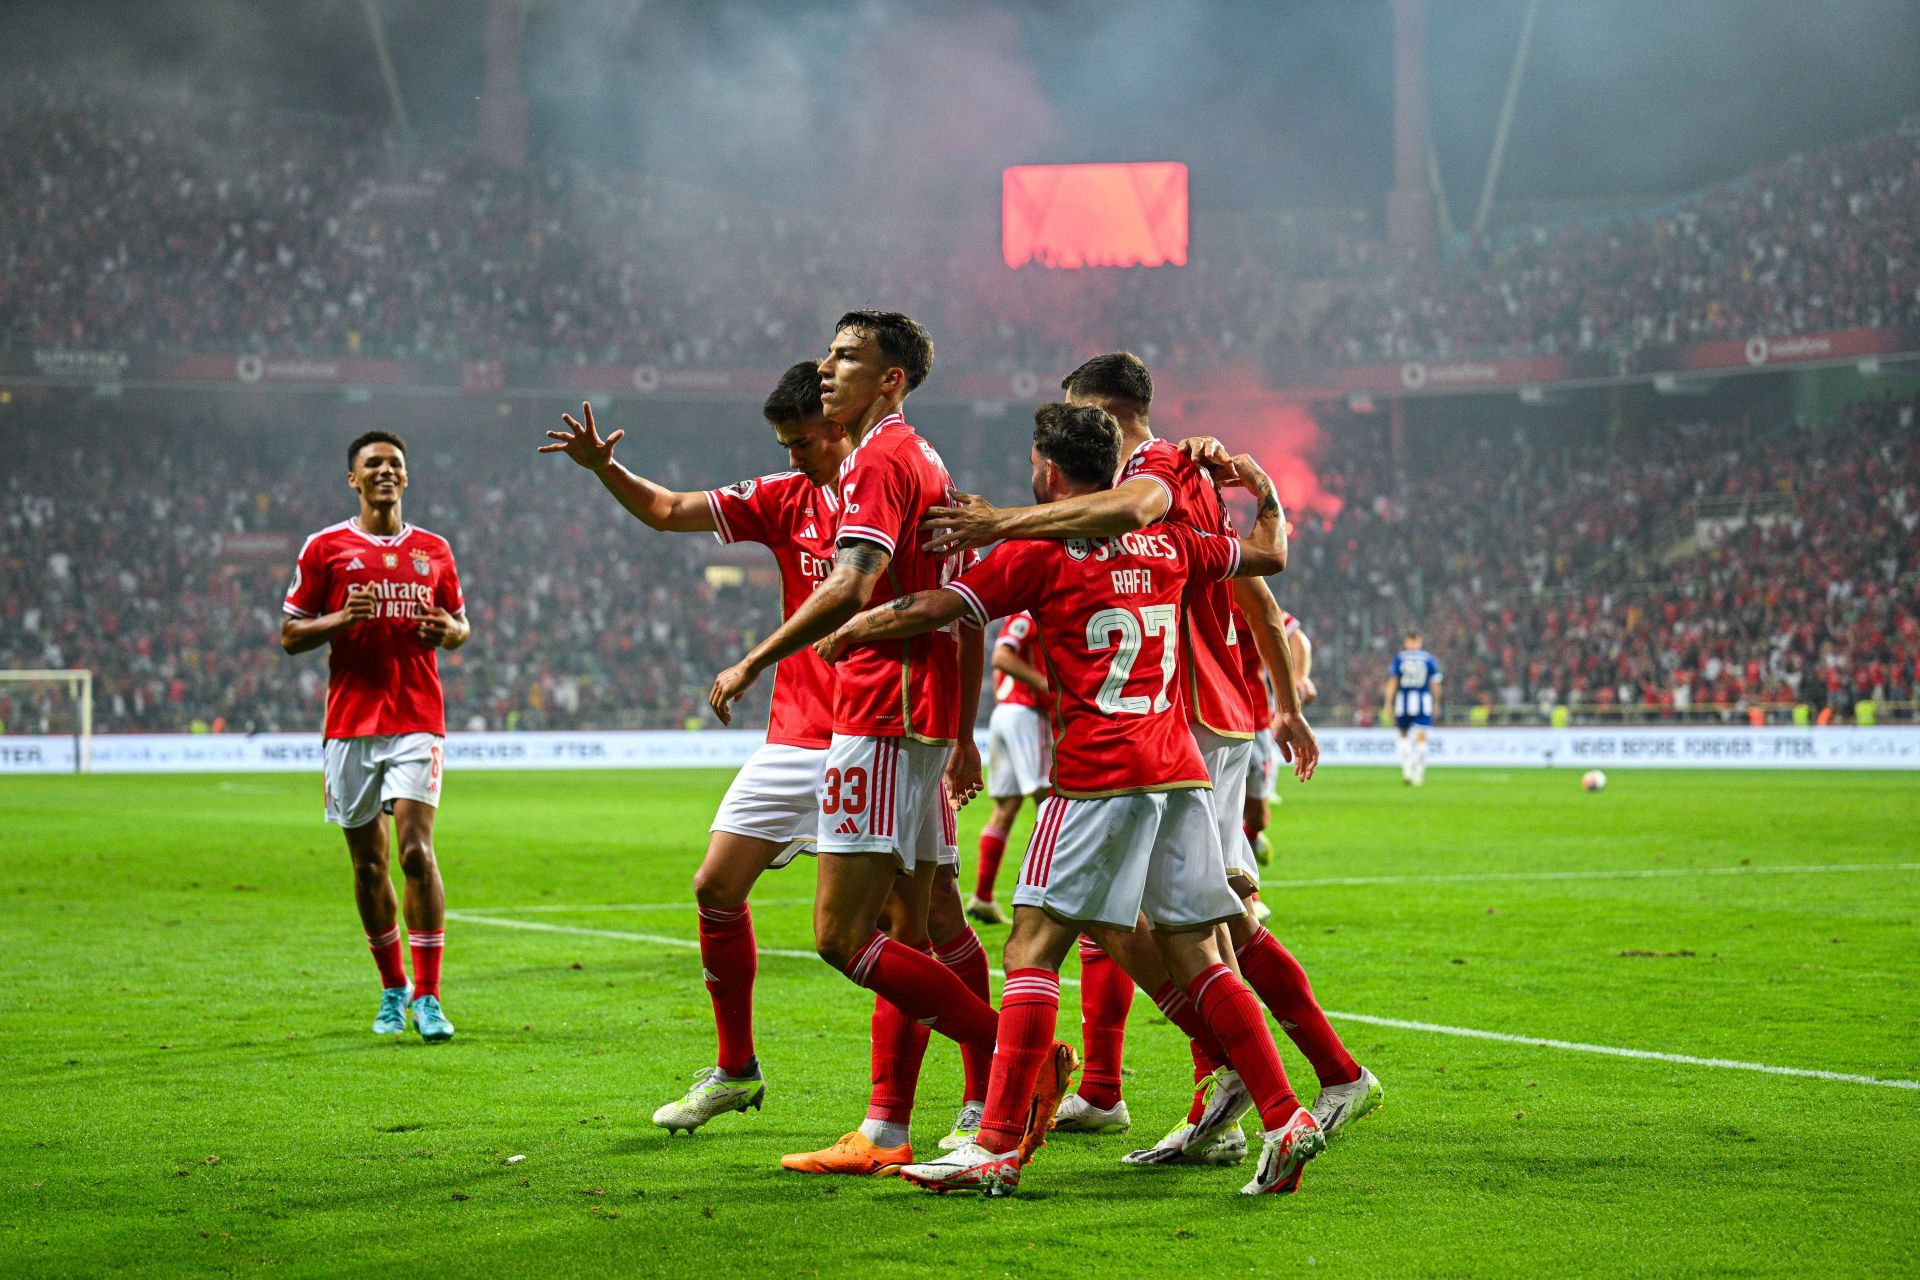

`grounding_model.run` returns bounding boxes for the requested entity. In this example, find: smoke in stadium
[3,0,1918,1271]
